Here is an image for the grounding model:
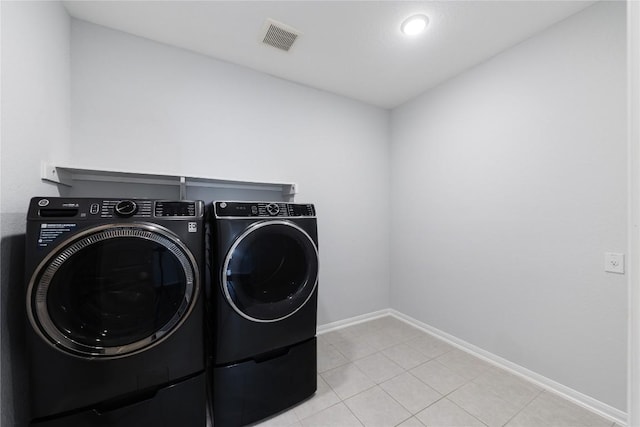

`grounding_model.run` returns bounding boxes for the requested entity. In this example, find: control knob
[266,203,280,216]
[114,200,138,217]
